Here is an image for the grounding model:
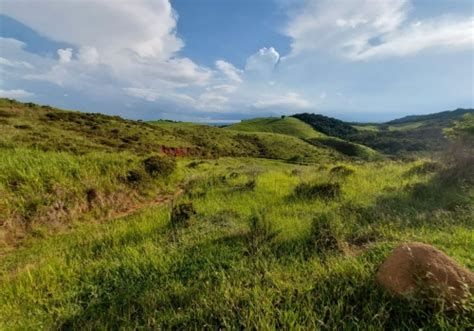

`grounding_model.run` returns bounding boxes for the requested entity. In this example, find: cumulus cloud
[124,88,160,102]
[0,89,34,99]
[216,60,242,83]
[284,0,473,60]
[1,0,212,101]
[253,92,310,110]
[78,46,99,64]
[245,47,280,72]
[57,48,73,63]
[353,17,474,59]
